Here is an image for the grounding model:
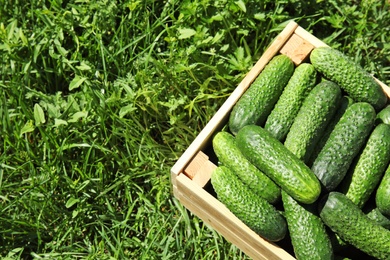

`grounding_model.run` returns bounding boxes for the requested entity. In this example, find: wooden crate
[170,20,390,260]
